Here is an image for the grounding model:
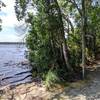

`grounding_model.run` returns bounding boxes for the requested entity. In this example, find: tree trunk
[82,0,87,79]
[62,42,72,71]
[45,0,73,71]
